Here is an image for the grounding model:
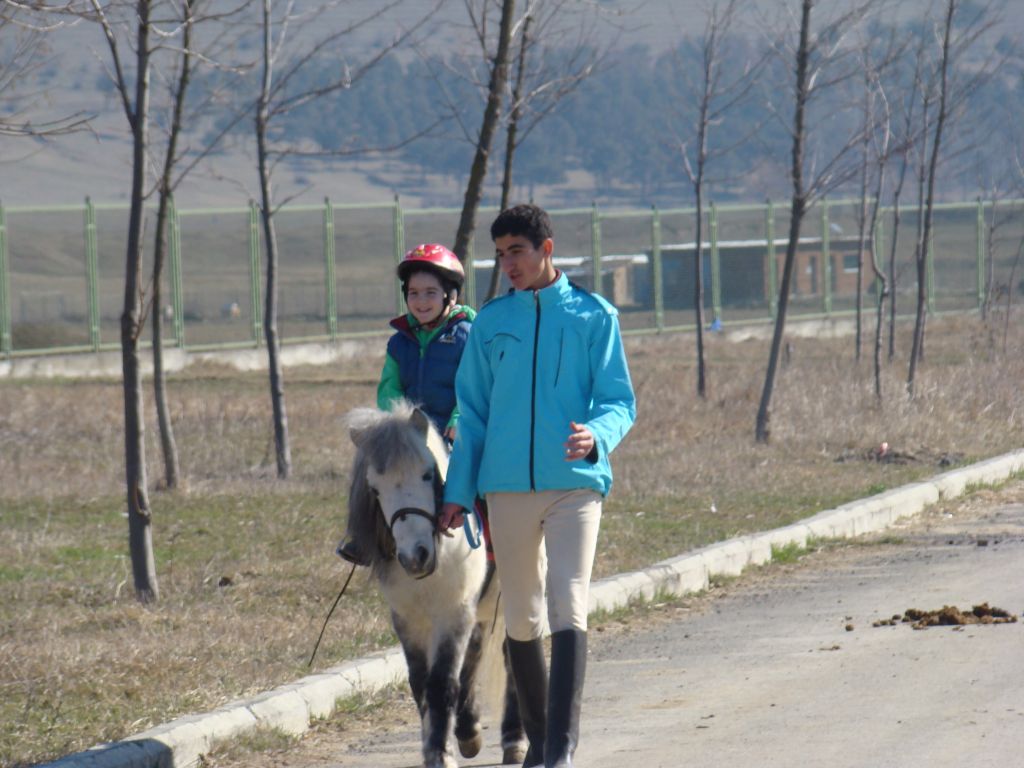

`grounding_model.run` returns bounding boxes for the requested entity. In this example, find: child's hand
[564,421,595,461]
[444,426,456,442]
